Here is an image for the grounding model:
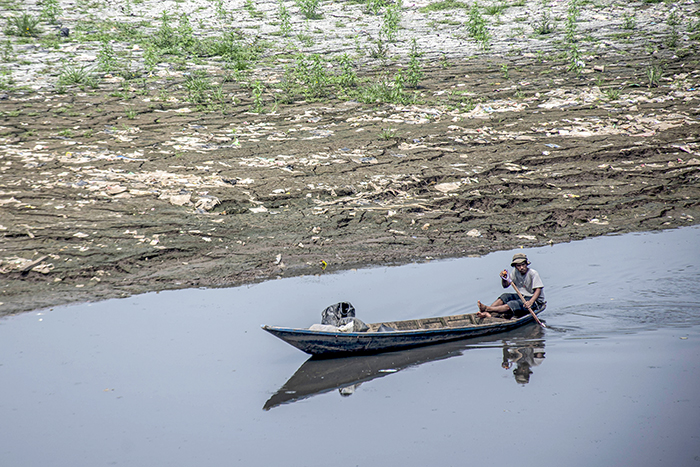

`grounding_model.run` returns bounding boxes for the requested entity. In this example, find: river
[1,226,699,466]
